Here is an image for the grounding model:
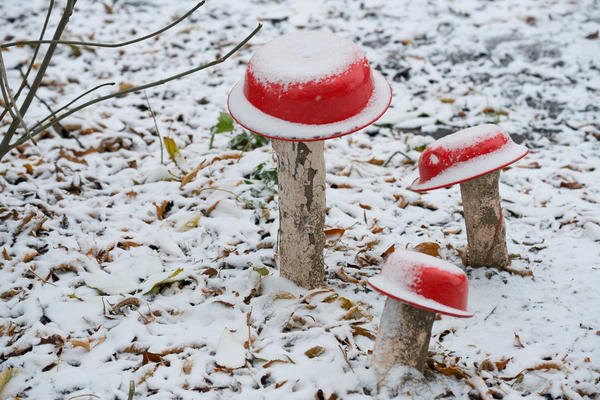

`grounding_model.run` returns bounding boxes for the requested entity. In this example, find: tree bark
[272,139,326,289]
[459,170,509,268]
[372,299,435,384]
